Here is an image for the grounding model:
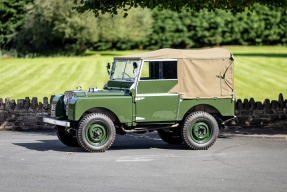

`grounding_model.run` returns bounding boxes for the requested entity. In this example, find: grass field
[0,46,286,102]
